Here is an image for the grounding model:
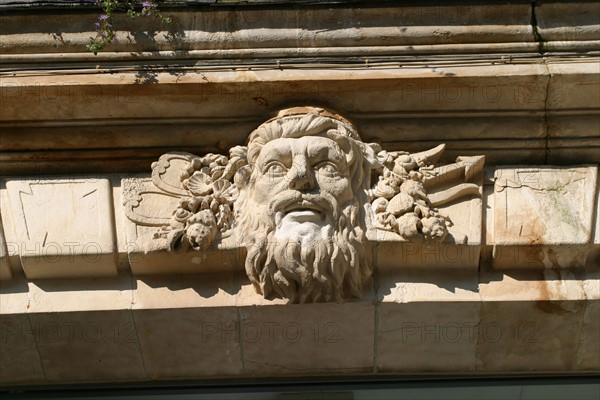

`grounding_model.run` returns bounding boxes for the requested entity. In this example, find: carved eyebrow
[257,145,292,167]
[307,144,344,164]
